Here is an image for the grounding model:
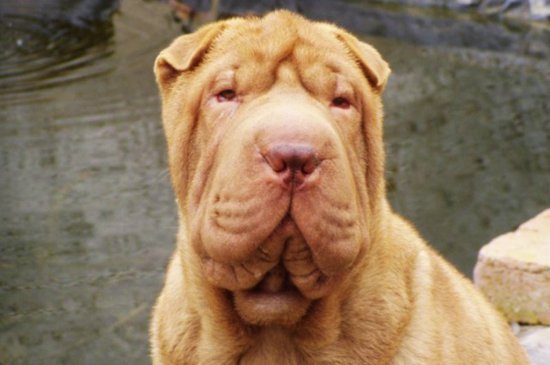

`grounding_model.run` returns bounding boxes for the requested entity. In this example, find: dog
[150,10,529,365]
